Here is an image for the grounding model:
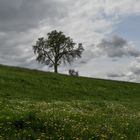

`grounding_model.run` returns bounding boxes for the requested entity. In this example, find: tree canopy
[33,30,84,73]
